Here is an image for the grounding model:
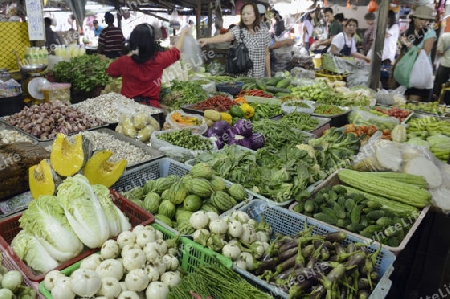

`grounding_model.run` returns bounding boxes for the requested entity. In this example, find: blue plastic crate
[233,200,396,299]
